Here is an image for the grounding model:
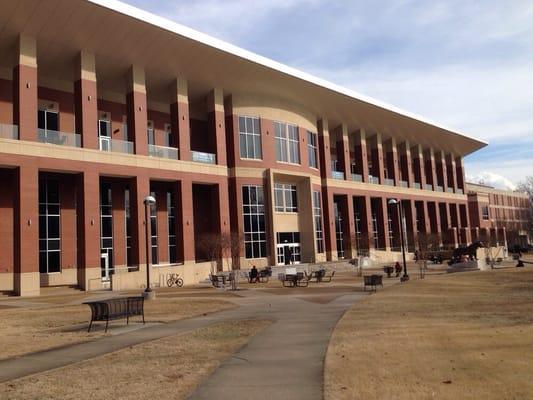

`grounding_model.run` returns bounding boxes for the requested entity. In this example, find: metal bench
[84,296,145,333]
[278,272,309,287]
[363,275,383,292]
